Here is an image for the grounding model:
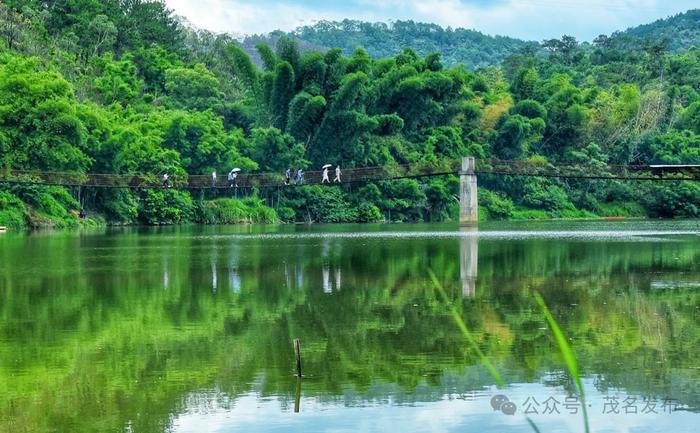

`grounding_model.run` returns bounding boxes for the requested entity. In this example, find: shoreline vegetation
[0,194,655,232]
[0,196,280,231]
[1,3,699,231]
